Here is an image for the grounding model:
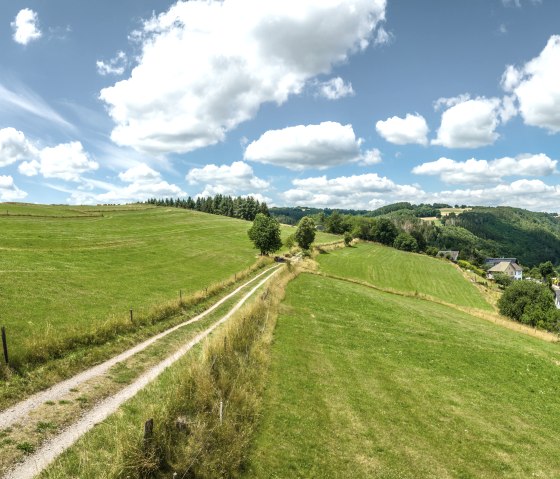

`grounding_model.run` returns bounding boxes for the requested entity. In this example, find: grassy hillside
[0,203,337,366]
[318,242,491,310]
[0,205,256,365]
[246,273,560,478]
